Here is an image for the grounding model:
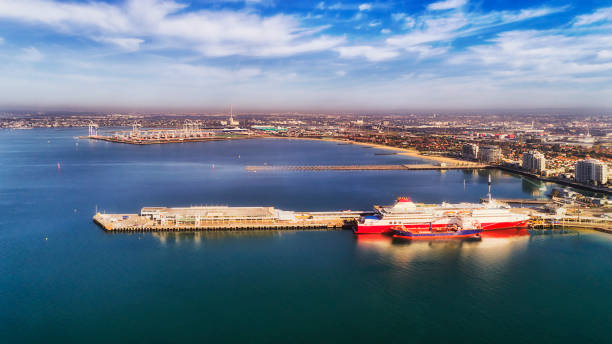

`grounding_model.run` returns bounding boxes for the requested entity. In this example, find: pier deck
[246,163,488,172]
[93,204,612,234]
[93,209,374,232]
